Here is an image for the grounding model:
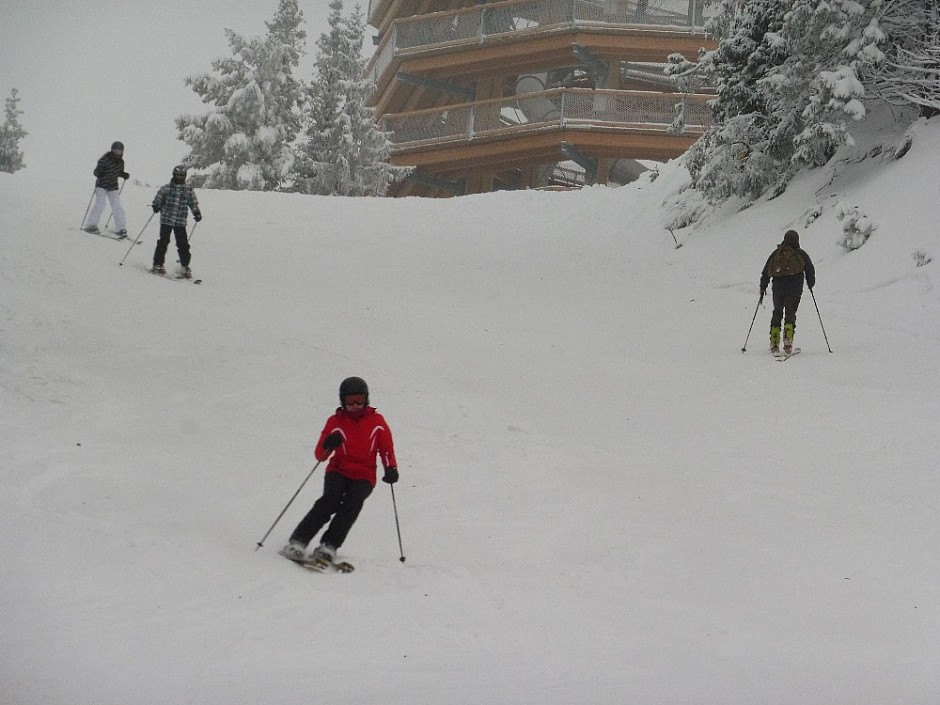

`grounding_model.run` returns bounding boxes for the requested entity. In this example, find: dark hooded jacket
[760,230,815,292]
